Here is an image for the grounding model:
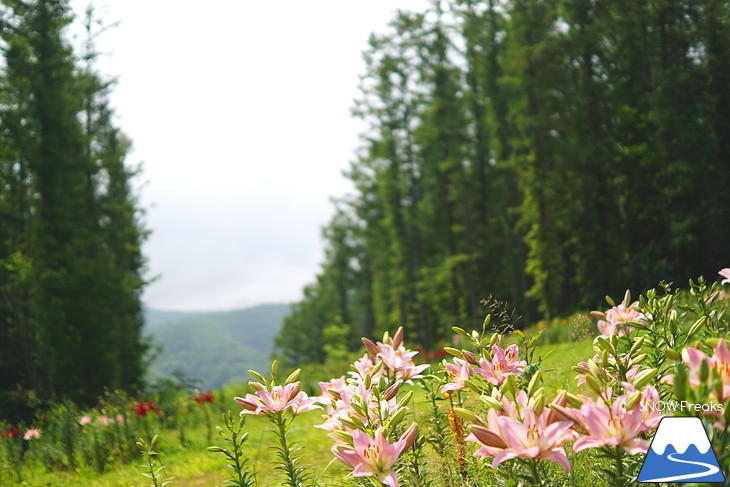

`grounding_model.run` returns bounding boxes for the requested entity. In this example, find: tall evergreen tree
[0,0,148,410]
